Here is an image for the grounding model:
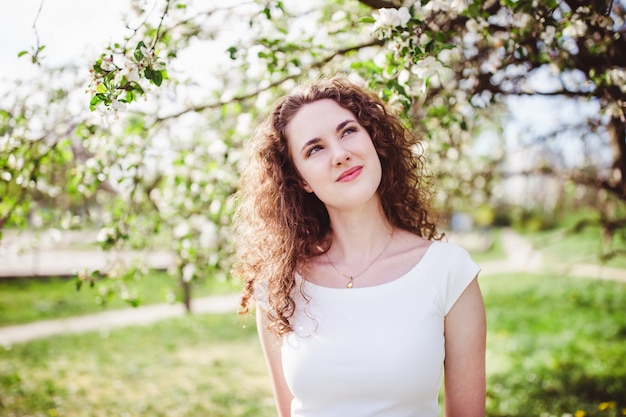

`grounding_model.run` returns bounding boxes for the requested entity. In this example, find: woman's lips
[336,166,363,182]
